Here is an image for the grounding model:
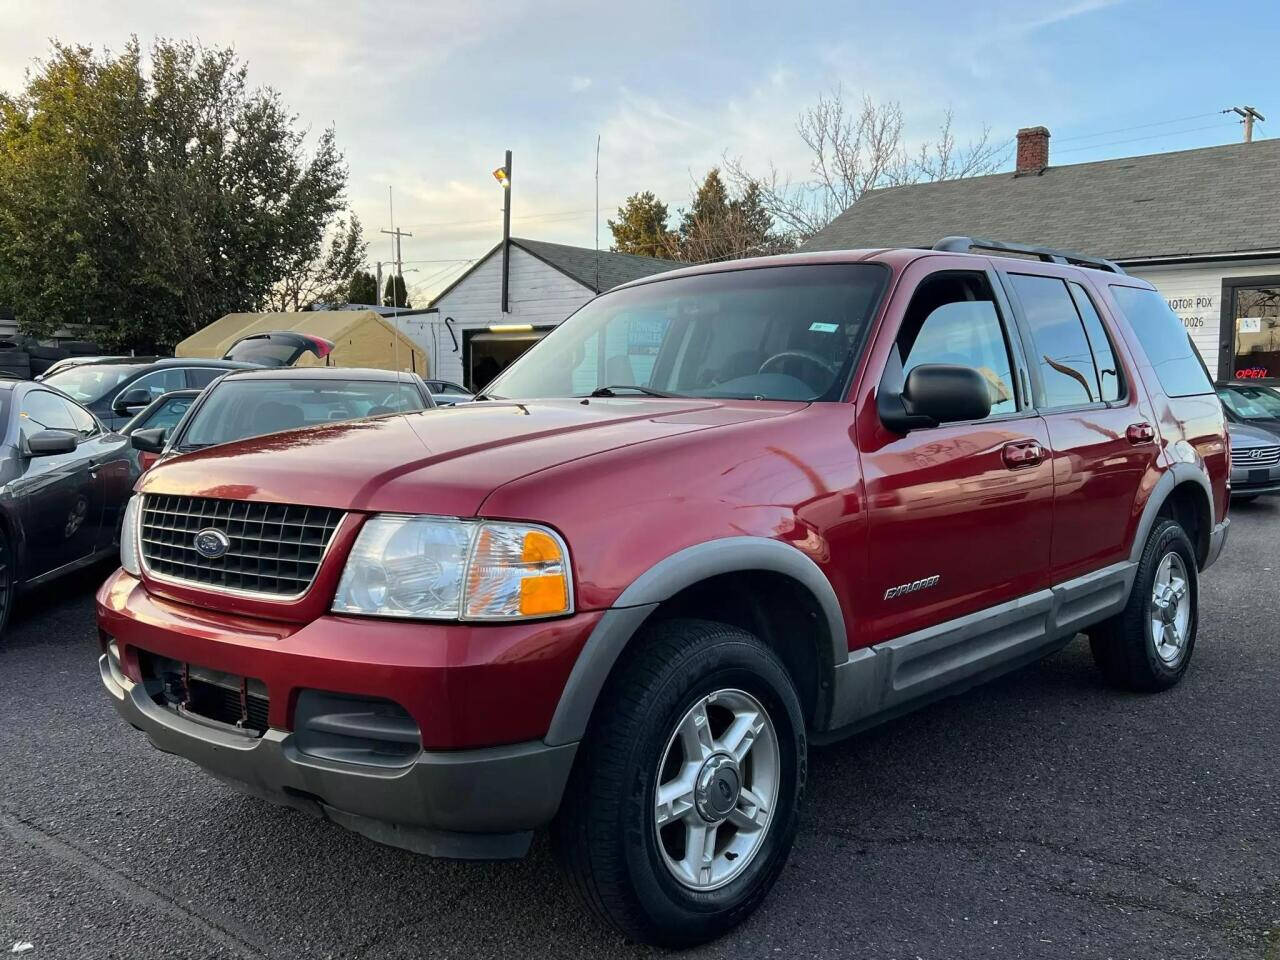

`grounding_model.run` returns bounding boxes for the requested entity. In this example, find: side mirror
[880,364,992,433]
[131,427,167,454]
[27,429,78,456]
[114,388,152,414]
